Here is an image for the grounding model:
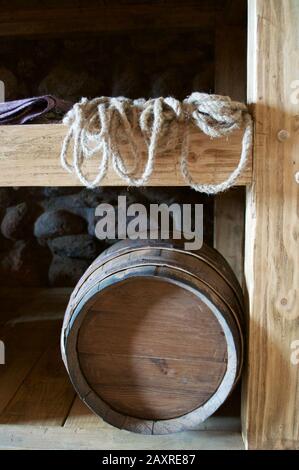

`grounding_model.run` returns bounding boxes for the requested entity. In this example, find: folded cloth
[0,95,73,124]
